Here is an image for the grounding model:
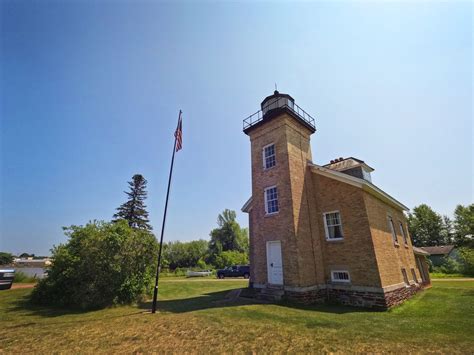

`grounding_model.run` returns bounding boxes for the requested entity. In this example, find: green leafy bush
[458,247,474,276]
[214,251,249,269]
[0,252,14,265]
[31,220,158,310]
[14,271,38,283]
[434,257,461,274]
